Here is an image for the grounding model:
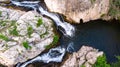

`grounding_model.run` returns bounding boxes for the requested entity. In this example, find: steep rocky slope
[0,6,54,67]
[44,0,109,23]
